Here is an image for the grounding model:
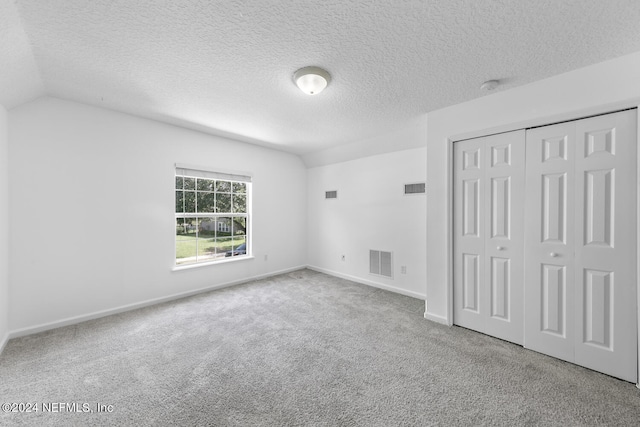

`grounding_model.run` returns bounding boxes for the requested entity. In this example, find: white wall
[0,104,8,350]
[425,50,640,324]
[8,97,307,333]
[307,147,427,299]
[302,116,428,168]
